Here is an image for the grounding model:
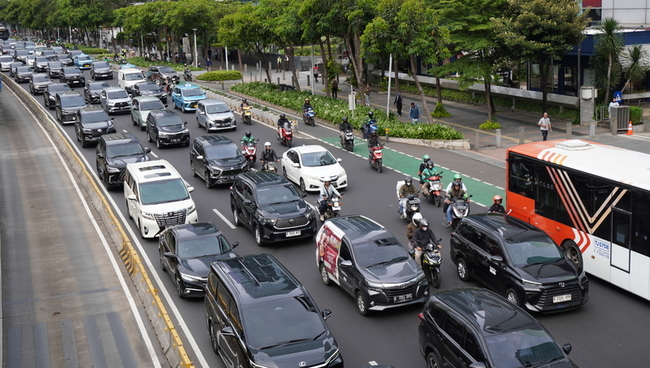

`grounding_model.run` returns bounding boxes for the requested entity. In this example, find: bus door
[610,207,631,273]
